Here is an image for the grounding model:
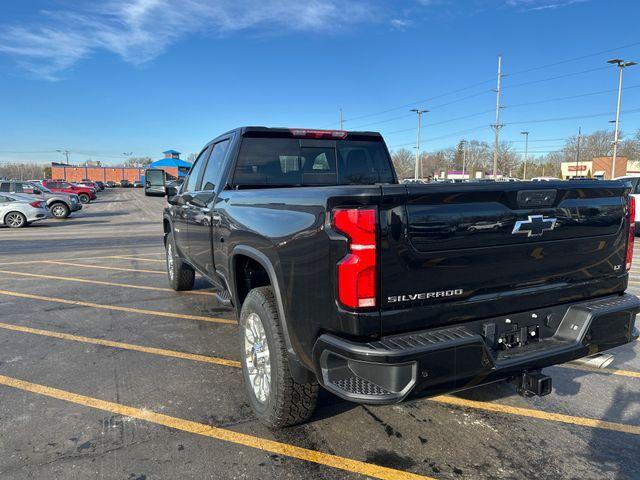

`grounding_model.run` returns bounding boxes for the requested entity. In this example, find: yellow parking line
[0,289,235,325]
[562,362,640,379]
[1,316,639,437]
[0,374,429,480]
[430,395,640,436]
[0,270,216,296]
[0,253,165,267]
[111,256,166,263]
[0,322,240,367]
[44,260,165,274]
